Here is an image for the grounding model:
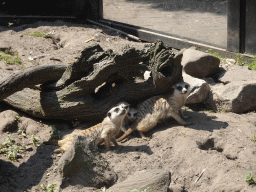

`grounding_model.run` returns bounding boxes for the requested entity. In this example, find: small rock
[182,49,220,78]
[144,70,151,80]
[21,118,40,135]
[27,56,34,61]
[0,117,17,133]
[26,147,33,151]
[183,73,211,104]
[225,58,236,65]
[109,169,170,192]
[133,154,140,161]
[26,124,39,135]
[169,183,184,192]
[0,110,19,133]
